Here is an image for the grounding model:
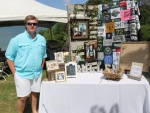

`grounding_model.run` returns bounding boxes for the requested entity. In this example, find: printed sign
[98,4,102,11]
[115,28,124,35]
[131,8,137,15]
[115,21,124,29]
[120,9,131,21]
[102,4,110,10]
[97,42,103,52]
[106,33,112,39]
[97,52,104,60]
[104,55,113,64]
[131,35,138,41]
[113,42,121,49]
[111,2,120,9]
[103,39,113,46]
[103,46,112,55]
[97,26,106,36]
[98,11,102,20]
[103,13,111,23]
[130,23,137,35]
[113,35,125,42]
[97,20,103,26]
[106,22,114,33]
[111,8,120,19]
[127,1,134,9]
